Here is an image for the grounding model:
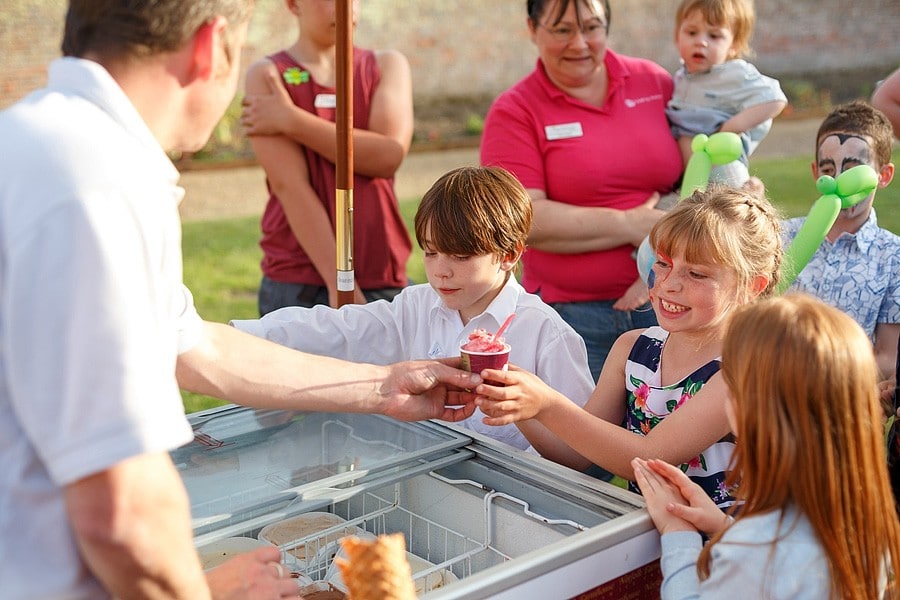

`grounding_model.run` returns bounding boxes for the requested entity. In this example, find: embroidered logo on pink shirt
[624,94,663,108]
